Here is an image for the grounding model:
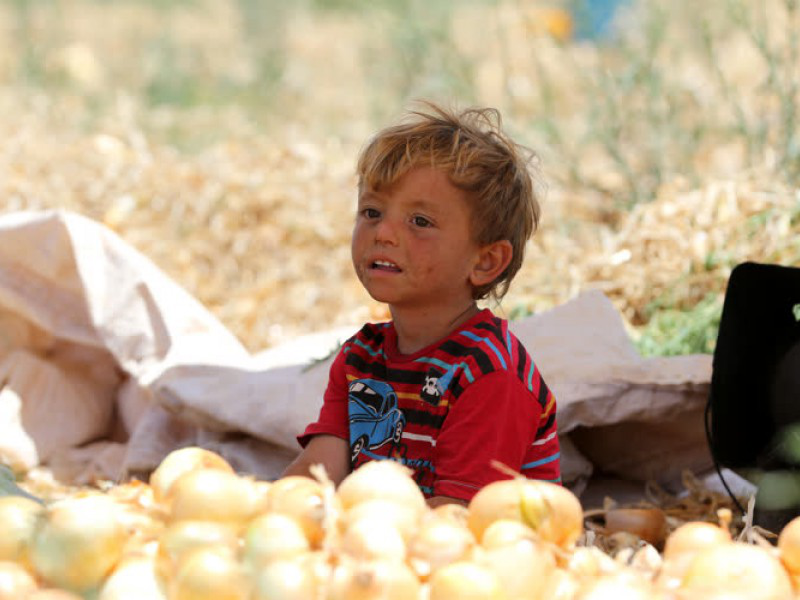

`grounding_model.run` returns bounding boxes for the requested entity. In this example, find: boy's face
[352,166,481,312]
